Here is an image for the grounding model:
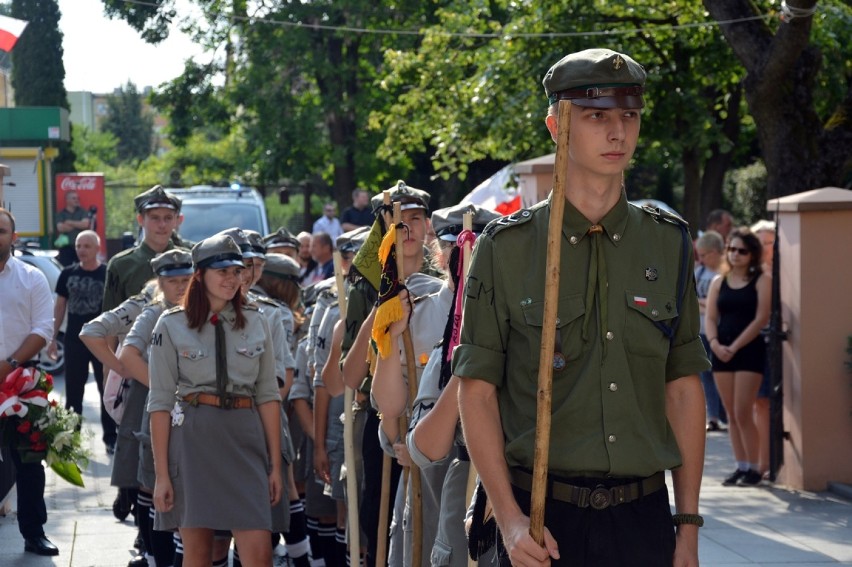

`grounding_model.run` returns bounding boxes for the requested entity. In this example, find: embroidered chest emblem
[645,267,658,281]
